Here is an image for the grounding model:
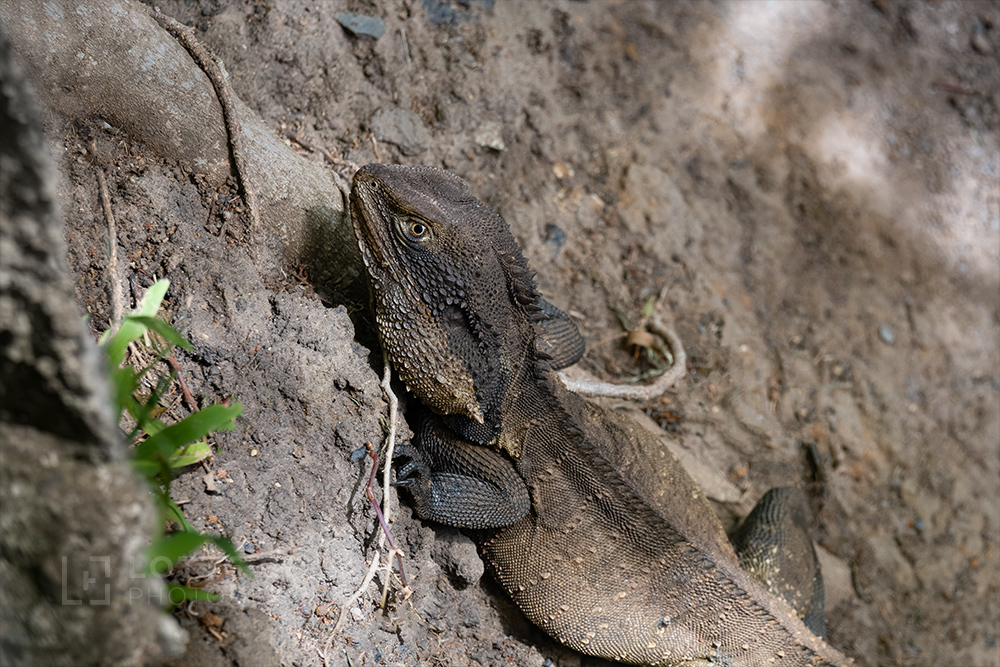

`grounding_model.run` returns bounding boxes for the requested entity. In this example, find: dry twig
[166,355,198,412]
[322,360,409,662]
[284,132,361,179]
[94,162,123,331]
